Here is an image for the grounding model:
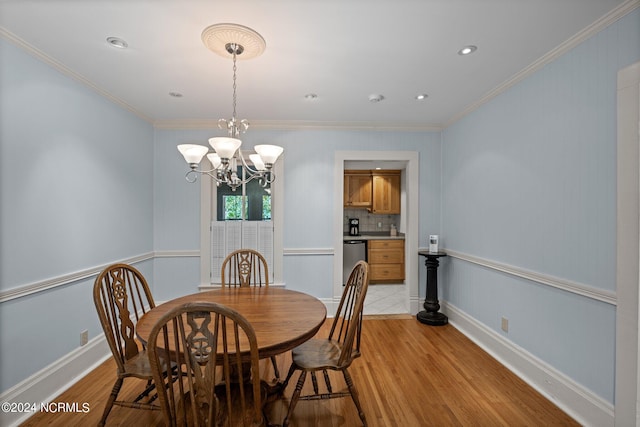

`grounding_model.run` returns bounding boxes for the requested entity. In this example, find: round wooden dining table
[136,287,327,359]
